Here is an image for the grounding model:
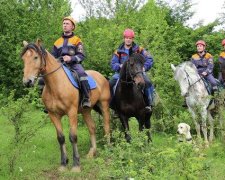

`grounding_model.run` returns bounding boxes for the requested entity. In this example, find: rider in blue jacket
[109,28,154,111]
